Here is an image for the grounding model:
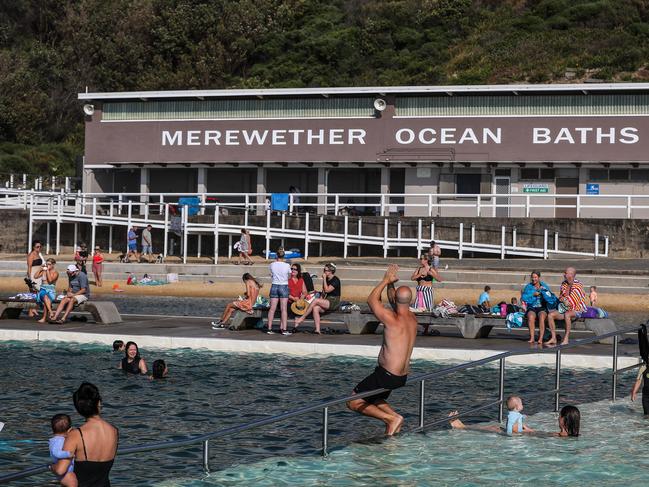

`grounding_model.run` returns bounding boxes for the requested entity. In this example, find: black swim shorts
[353,365,408,404]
